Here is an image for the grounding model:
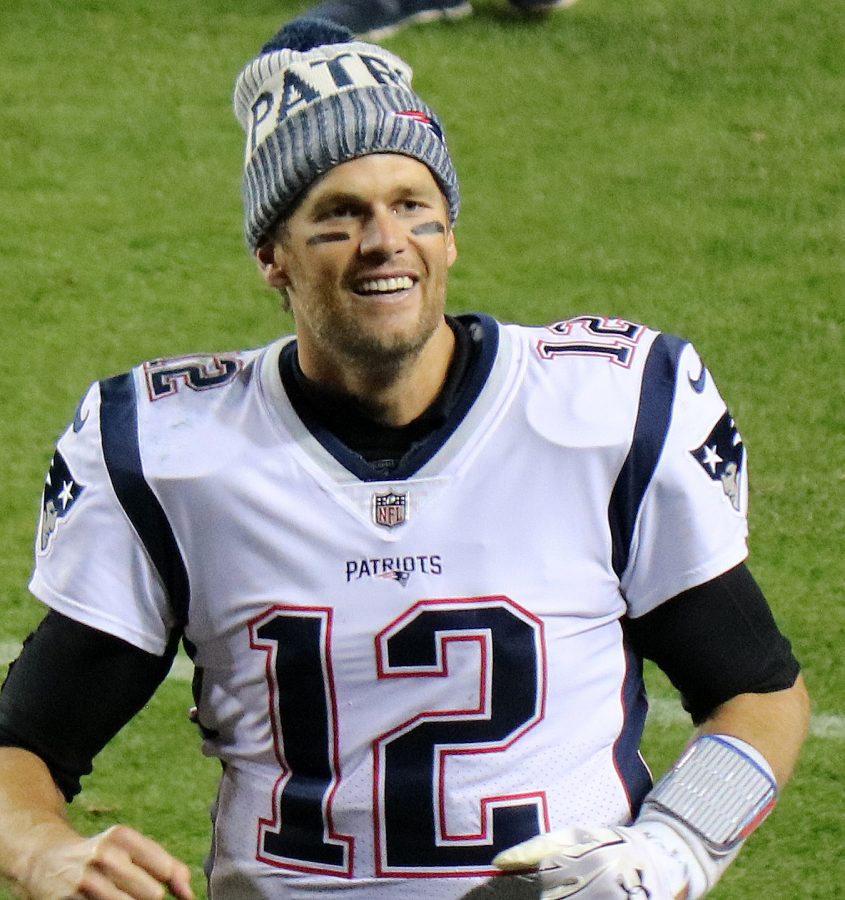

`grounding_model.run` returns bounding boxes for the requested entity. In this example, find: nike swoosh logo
[72,406,89,433]
[688,365,707,393]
